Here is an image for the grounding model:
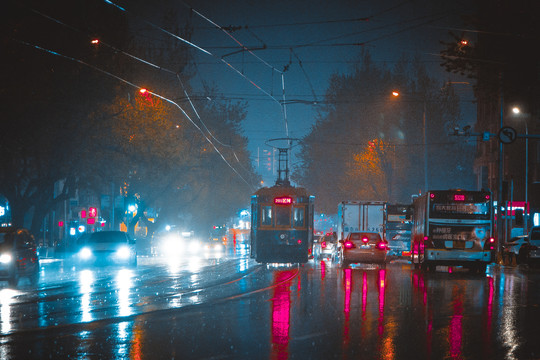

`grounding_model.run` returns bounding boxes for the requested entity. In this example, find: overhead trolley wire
[15,38,256,192]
